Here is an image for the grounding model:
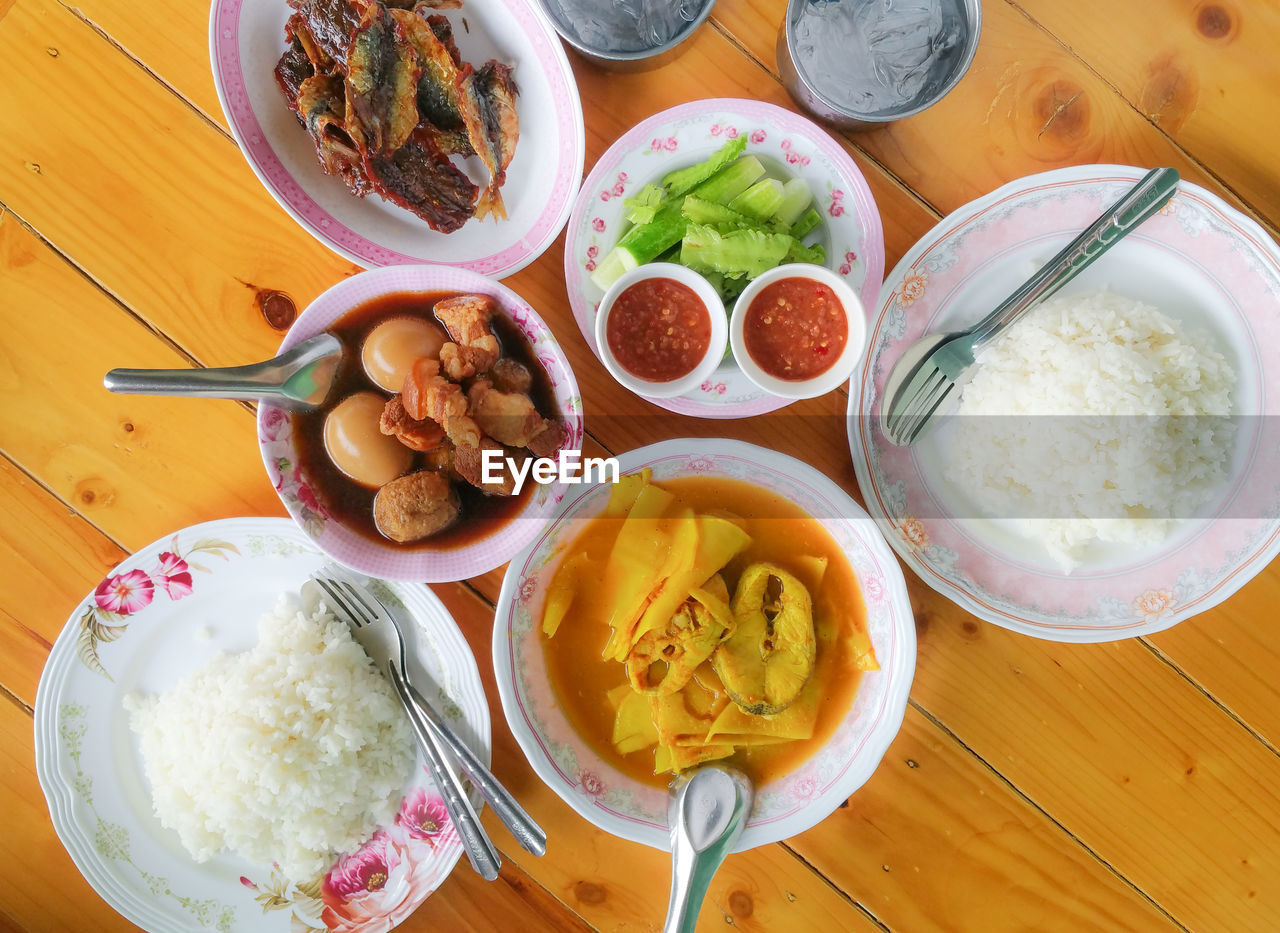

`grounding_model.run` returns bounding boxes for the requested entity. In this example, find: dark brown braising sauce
[293,290,558,551]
